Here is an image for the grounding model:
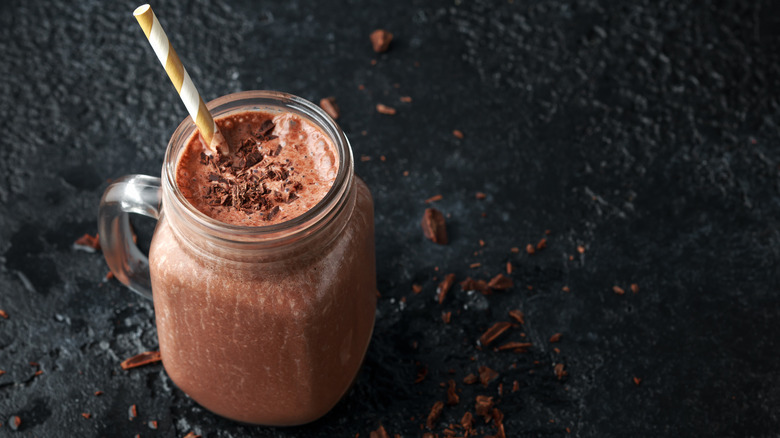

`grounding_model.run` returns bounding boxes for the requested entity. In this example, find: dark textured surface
[2,0,780,436]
